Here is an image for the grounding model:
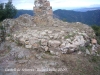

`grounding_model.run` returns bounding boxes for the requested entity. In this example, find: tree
[0,3,6,21]
[0,1,17,21]
[5,1,17,18]
[0,3,4,10]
